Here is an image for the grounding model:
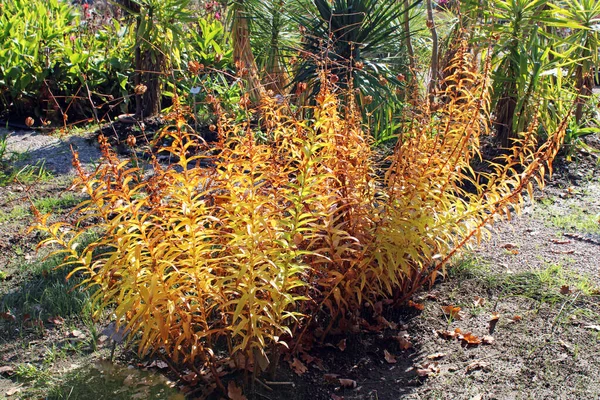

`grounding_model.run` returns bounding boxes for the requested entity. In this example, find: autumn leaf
[437,328,461,340]
[459,332,482,345]
[473,296,485,307]
[550,239,571,244]
[466,360,490,373]
[338,378,357,388]
[488,312,500,334]
[426,352,447,360]
[227,381,247,400]
[442,305,462,320]
[560,285,572,295]
[511,315,522,323]
[324,373,340,383]
[290,357,308,375]
[331,394,344,400]
[0,366,14,375]
[337,339,347,352]
[0,311,16,322]
[416,362,440,377]
[482,335,495,345]
[384,350,397,364]
[408,300,425,311]
[47,316,65,325]
[500,243,517,249]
